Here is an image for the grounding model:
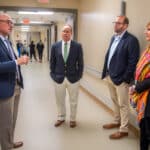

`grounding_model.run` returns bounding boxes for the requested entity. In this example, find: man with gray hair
[50,24,84,128]
[0,13,29,149]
